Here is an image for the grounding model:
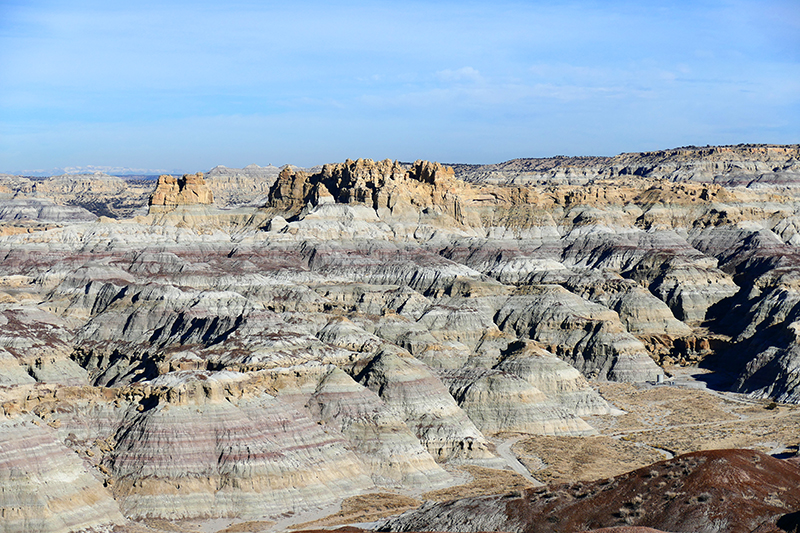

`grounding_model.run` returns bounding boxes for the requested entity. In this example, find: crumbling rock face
[0,306,89,387]
[148,172,214,211]
[268,158,480,232]
[495,285,663,382]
